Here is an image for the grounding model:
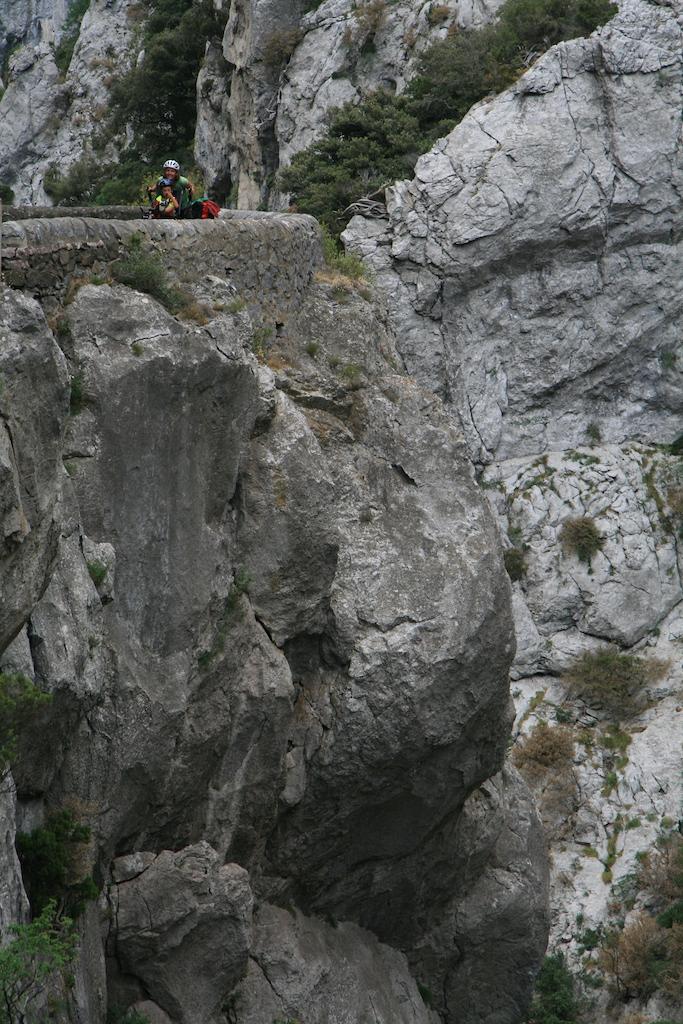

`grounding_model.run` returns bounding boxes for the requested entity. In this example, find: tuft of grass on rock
[560,515,604,568]
[563,648,668,718]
